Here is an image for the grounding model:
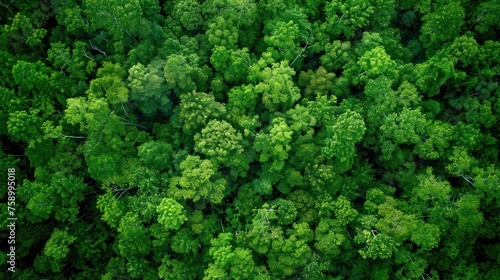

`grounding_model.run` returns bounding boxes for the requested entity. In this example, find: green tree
[414,49,462,97]
[298,66,336,99]
[157,198,188,231]
[164,54,208,96]
[206,16,238,49]
[445,146,478,180]
[168,155,227,204]
[410,168,452,213]
[171,228,202,255]
[43,228,77,272]
[97,193,128,229]
[268,231,312,277]
[127,60,173,116]
[137,141,173,171]
[355,225,397,260]
[54,1,88,36]
[354,46,399,86]
[379,108,427,160]
[468,0,500,36]
[64,96,133,181]
[21,172,87,223]
[255,61,301,112]
[285,103,317,135]
[204,233,260,279]
[172,0,203,32]
[325,0,374,39]
[254,117,293,172]
[322,40,354,73]
[87,62,129,105]
[322,110,366,172]
[455,193,484,233]
[210,46,253,84]
[57,40,98,82]
[158,255,201,280]
[314,218,346,257]
[11,60,57,99]
[83,0,154,42]
[420,1,465,55]
[410,222,441,250]
[414,120,453,160]
[3,12,47,48]
[117,212,151,256]
[263,13,312,64]
[194,119,248,177]
[7,109,44,145]
[226,84,261,134]
[171,91,227,135]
